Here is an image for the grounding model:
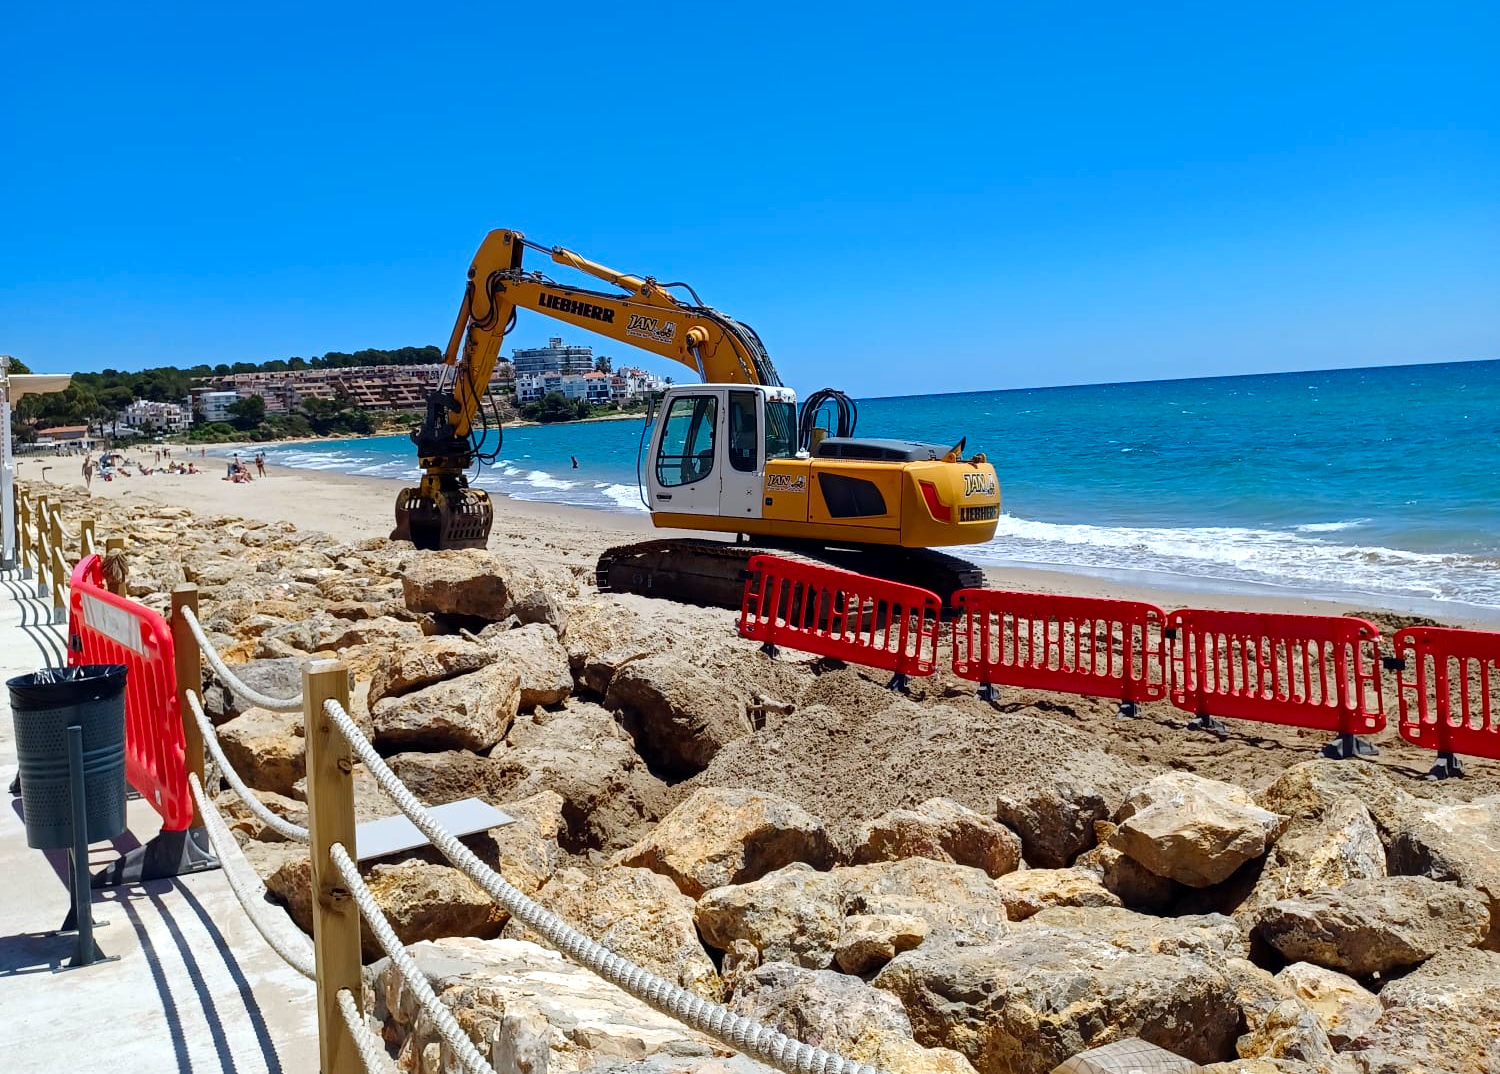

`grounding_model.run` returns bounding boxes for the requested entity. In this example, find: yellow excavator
[393,228,1001,605]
